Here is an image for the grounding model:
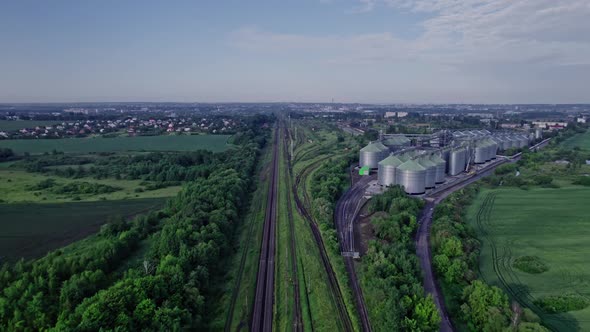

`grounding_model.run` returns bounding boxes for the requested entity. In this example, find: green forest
[0,115,271,330]
[362,187,440,331]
